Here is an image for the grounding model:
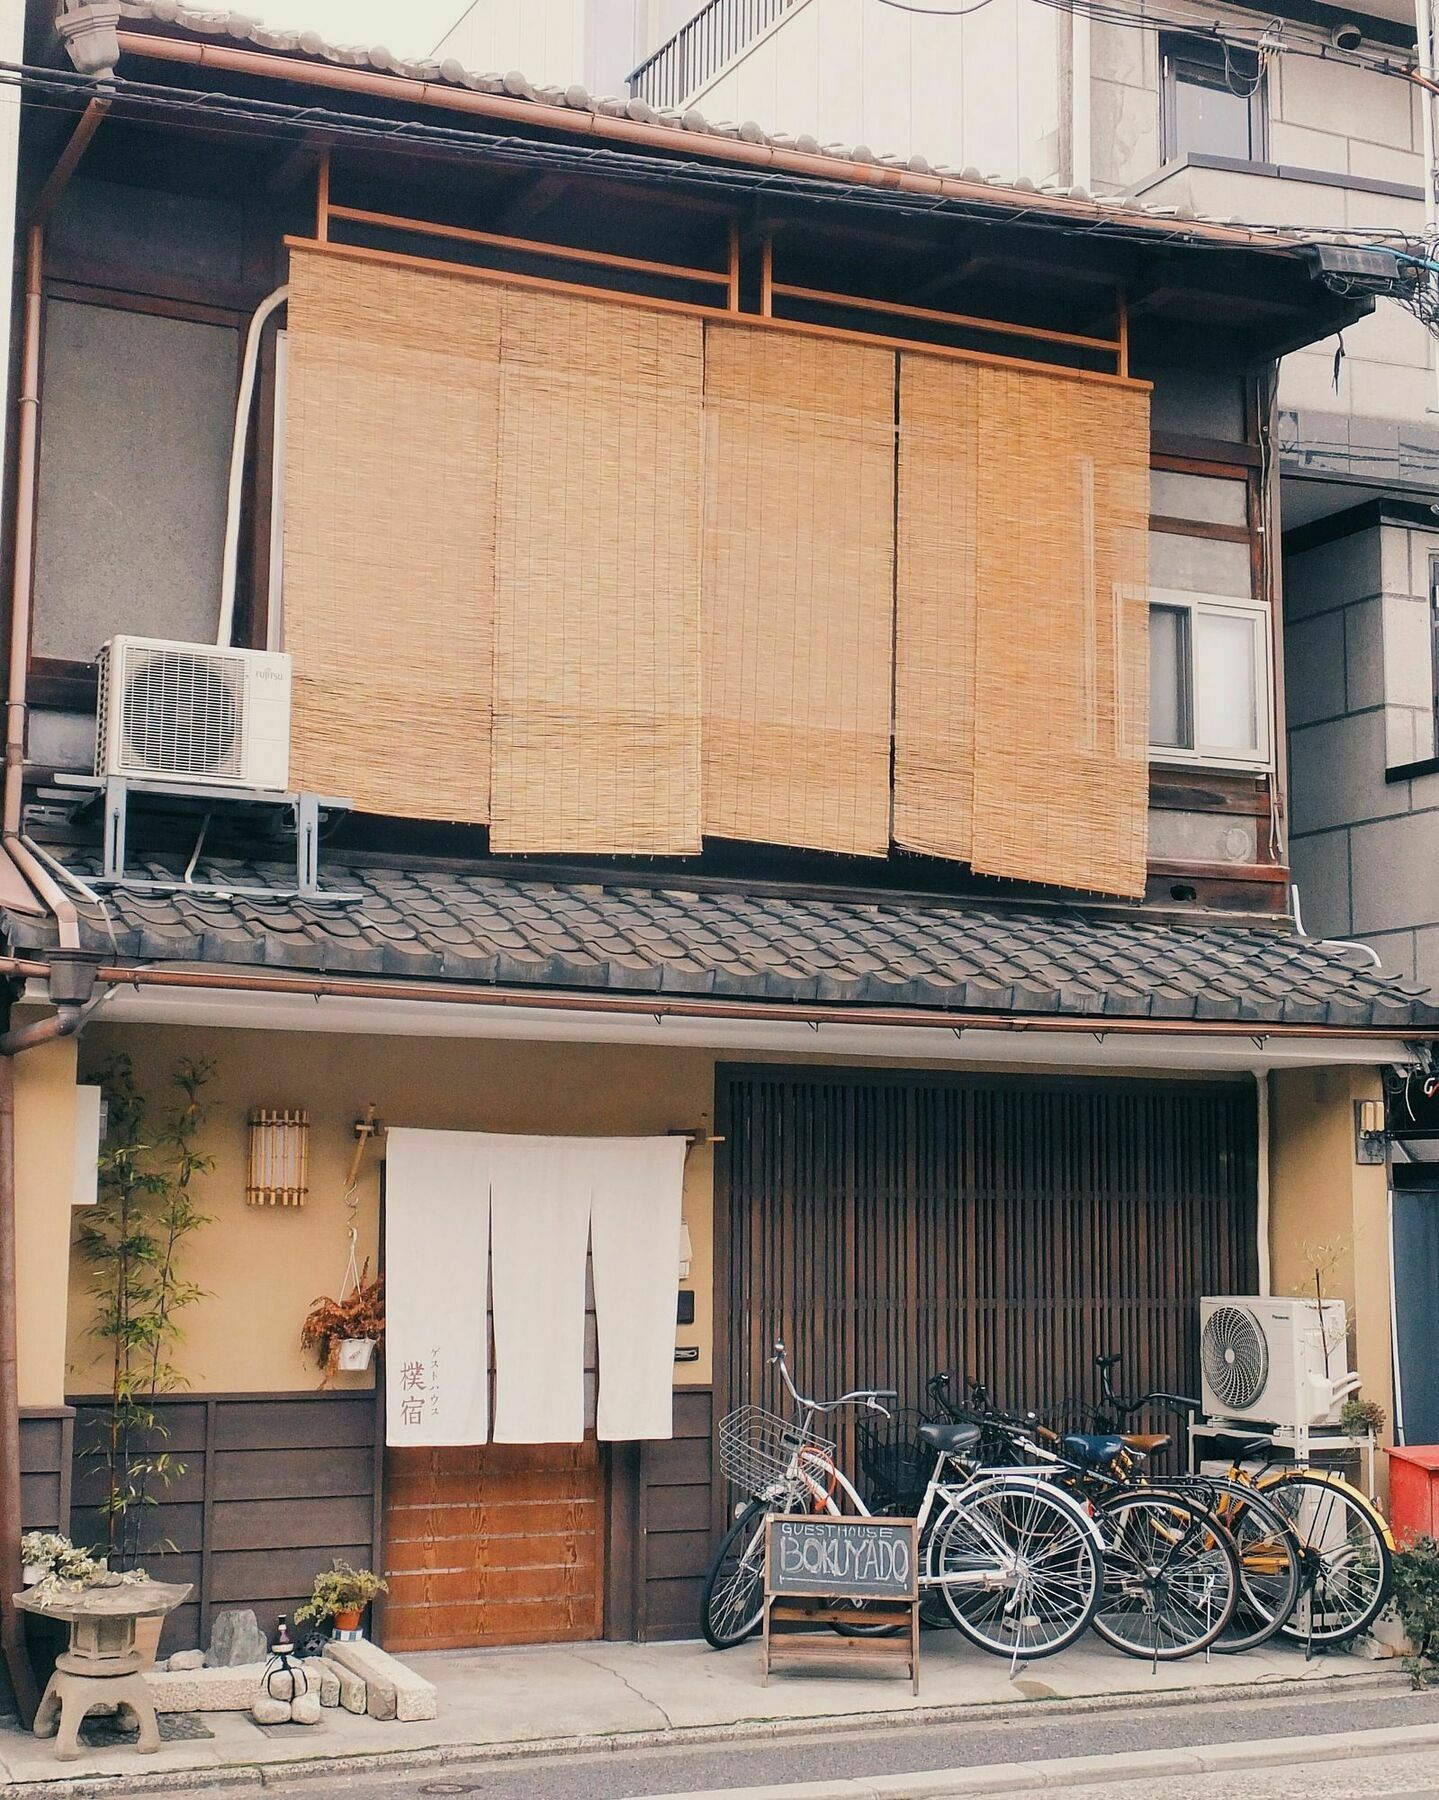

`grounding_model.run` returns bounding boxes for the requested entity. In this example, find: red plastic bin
[1387,1446,1439,1545]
